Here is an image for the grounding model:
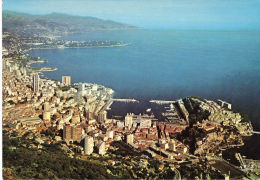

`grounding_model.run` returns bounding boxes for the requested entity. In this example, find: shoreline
[24,36,256,150]
[27,59,57,72]
[24,43,130,52]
